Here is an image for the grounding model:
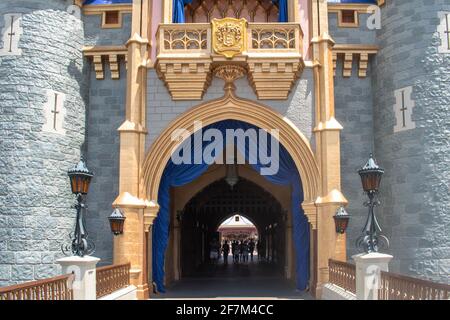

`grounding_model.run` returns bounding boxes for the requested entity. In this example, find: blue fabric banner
[273,0,288,22]
[173,0,193,23]
[152,120,310,293]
